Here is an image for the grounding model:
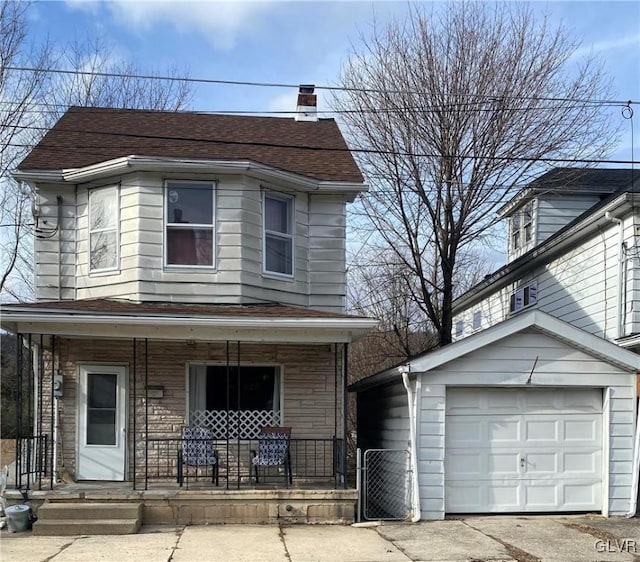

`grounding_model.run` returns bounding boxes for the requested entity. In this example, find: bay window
[165,181,215,267]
